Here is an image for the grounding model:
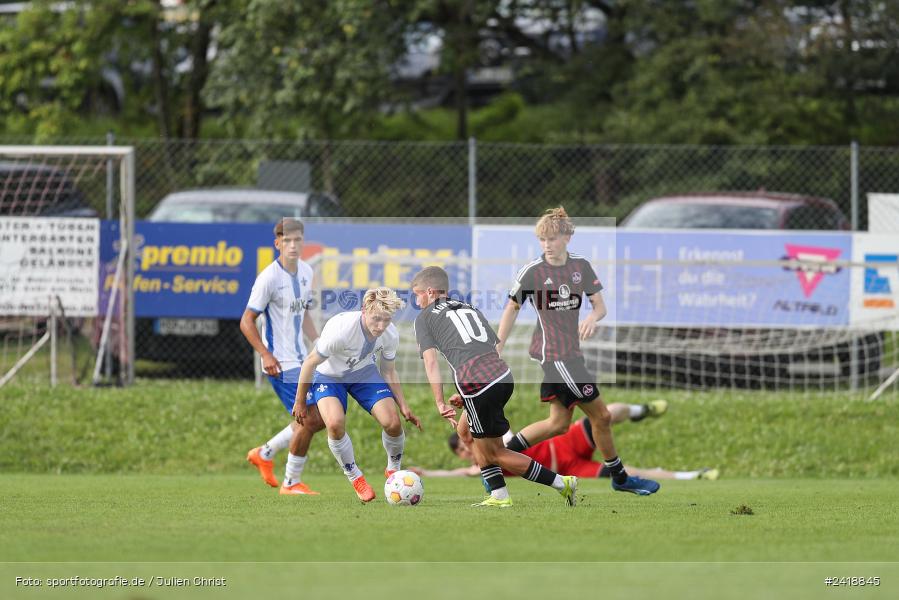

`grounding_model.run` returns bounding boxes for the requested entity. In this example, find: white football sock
[261,424,293,460]
[674,471,701,480]
[491,486,510,500]
[328,433,363,481]
[628,404,647,419]
[284,453,307,487]
[382,430,405,471]
[551,474,565,491]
